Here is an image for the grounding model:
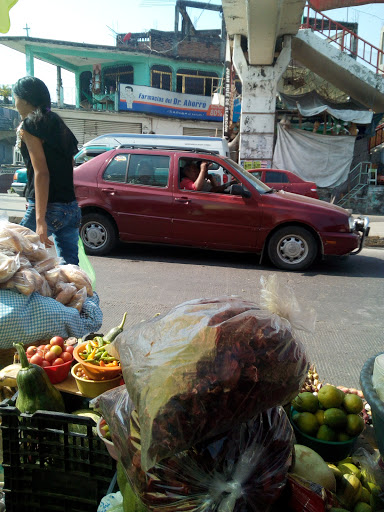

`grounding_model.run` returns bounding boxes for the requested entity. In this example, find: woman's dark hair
[13,76,51,111]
